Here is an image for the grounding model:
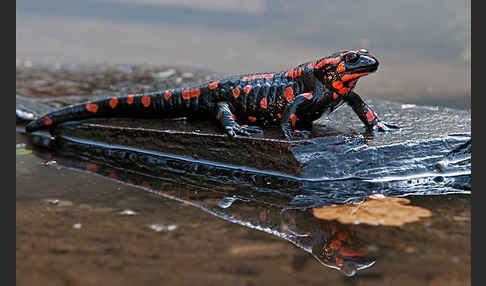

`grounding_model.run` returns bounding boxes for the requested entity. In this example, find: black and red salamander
[25,49,398,139]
